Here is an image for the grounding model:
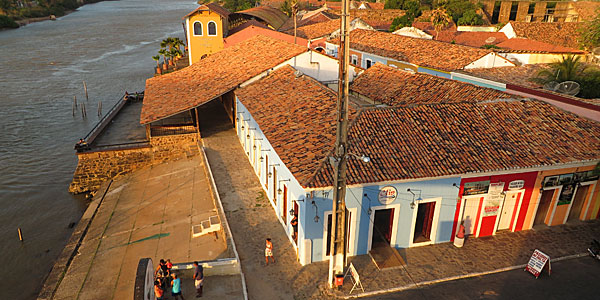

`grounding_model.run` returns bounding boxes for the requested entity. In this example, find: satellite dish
[543,81,559,91]
[555,81,580,96]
